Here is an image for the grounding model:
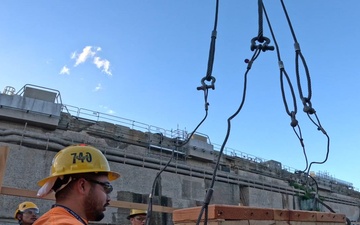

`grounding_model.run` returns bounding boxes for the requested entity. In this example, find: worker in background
[127,209,147,225]
[33,144,120,225]
[14,201,39,225]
